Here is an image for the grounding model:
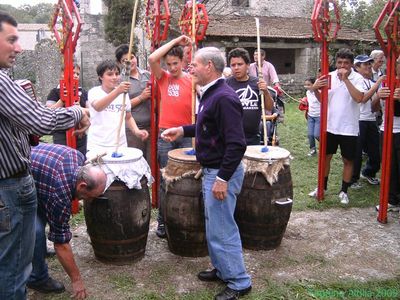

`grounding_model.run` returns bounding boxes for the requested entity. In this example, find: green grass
[99,277,400,300]
[70,208,85,227]
[42,102,394,300]
[279,101,380,211]
[109,274,136,293]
